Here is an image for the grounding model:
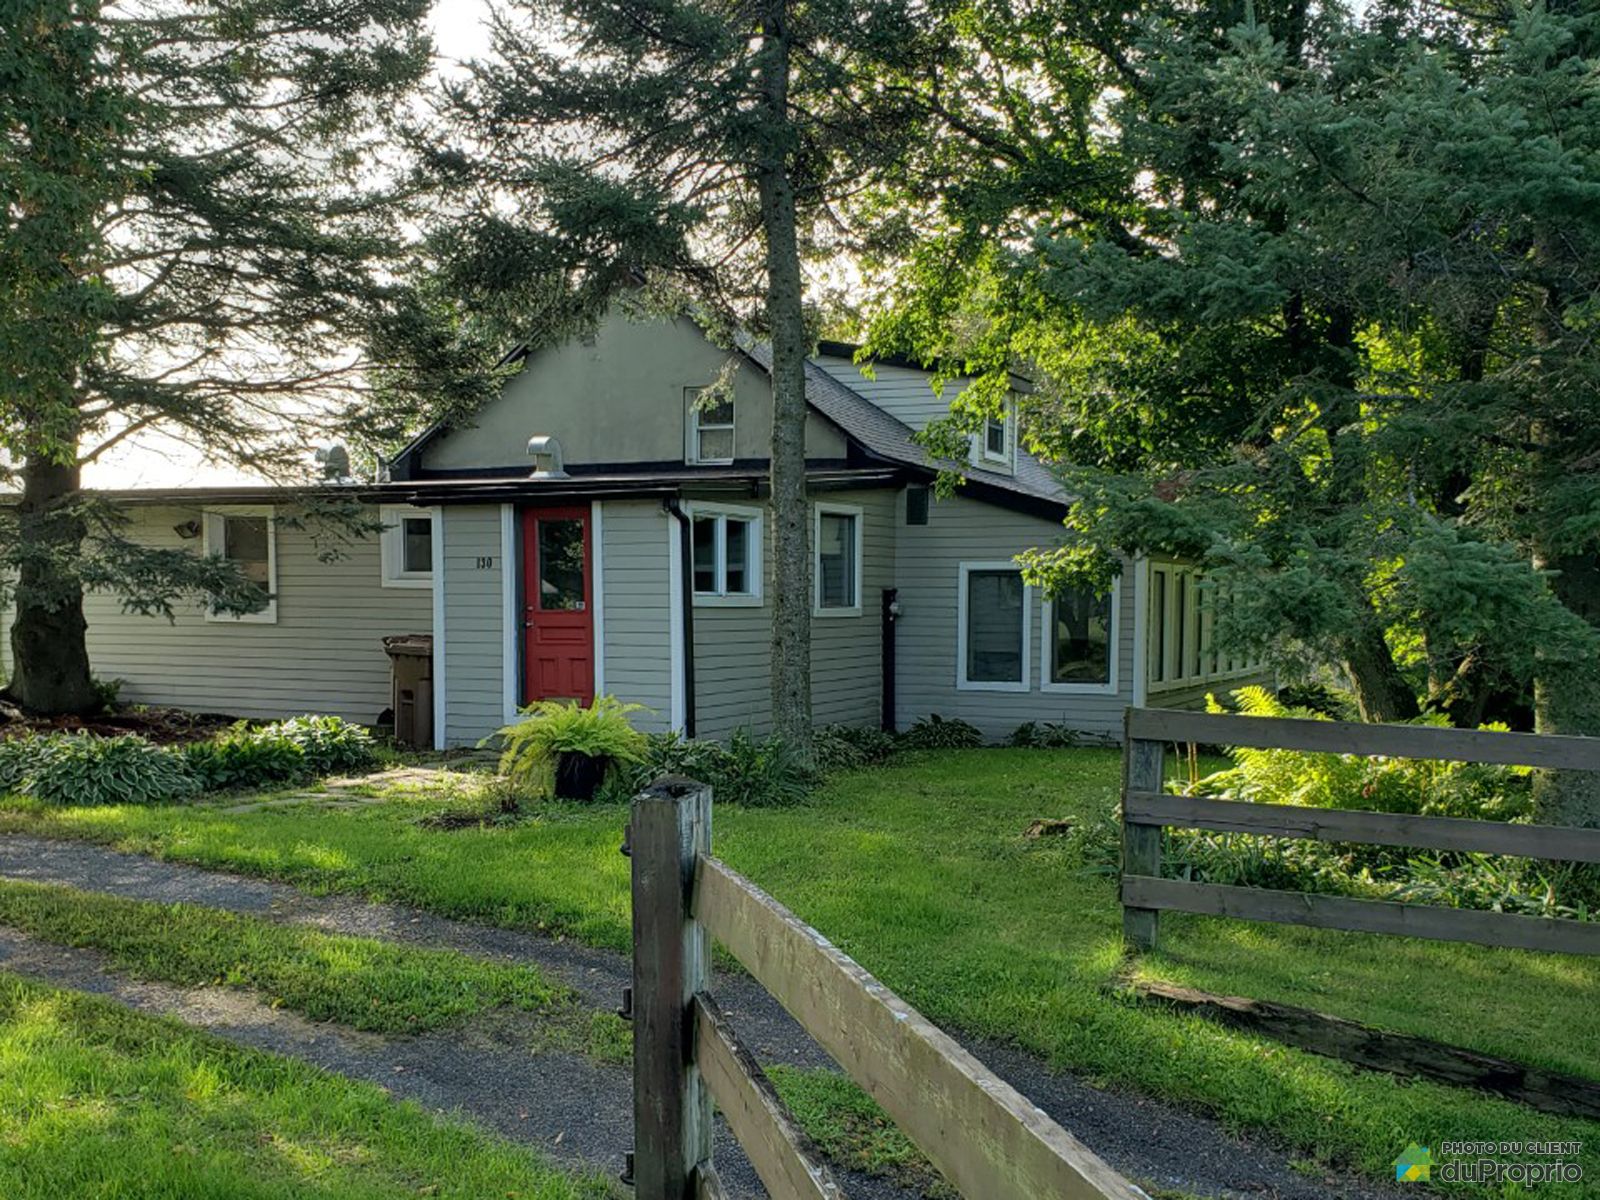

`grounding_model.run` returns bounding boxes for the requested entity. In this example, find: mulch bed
[0,704,238,745]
